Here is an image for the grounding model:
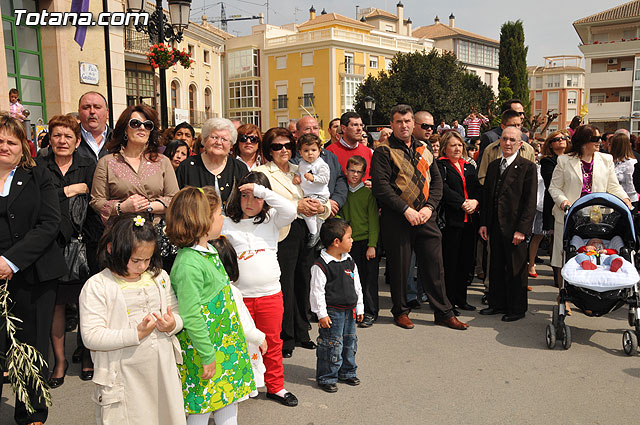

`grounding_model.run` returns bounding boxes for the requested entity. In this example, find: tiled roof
[412,22,498,44]
[364,8,397,20]
[574,0,640,24]
[199,22,234,39]
[298,12,374,29]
